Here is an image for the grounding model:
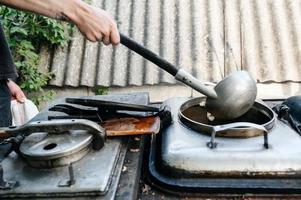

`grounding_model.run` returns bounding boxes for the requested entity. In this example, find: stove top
[147,97,301,194]
[161,97,301,177]
[1,139,123,197]
[0,93,150,199]
[2,94,301,198]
